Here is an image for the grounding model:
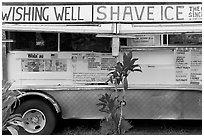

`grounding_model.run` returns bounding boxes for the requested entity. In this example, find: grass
[57,126,100,135]
[52,119,202,135]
